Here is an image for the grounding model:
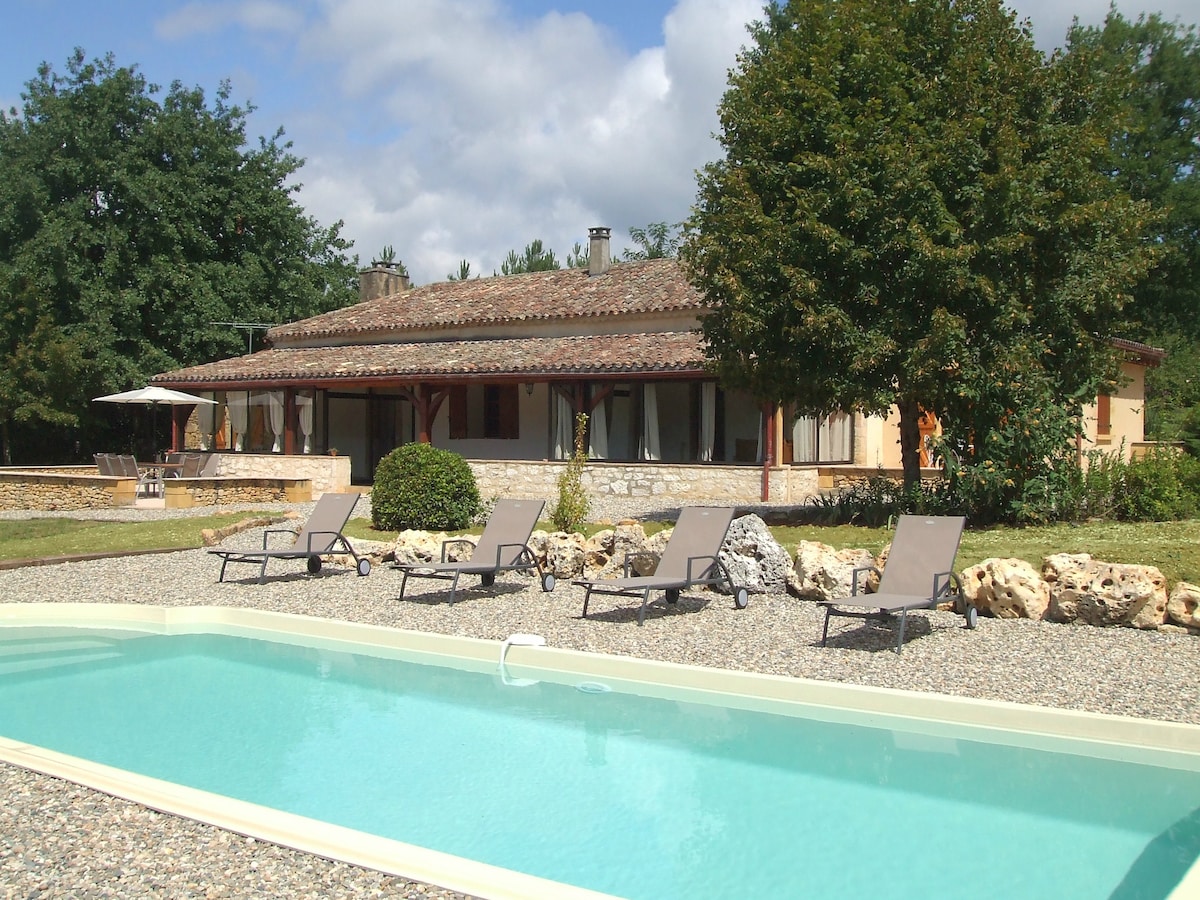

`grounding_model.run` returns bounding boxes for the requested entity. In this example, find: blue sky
[2,0,1195,284]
